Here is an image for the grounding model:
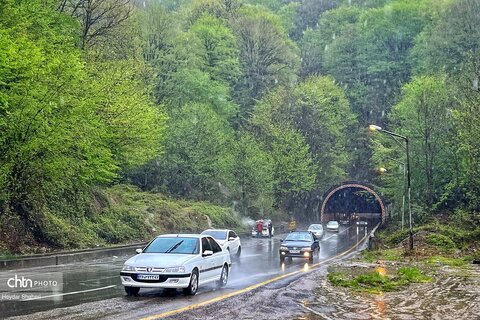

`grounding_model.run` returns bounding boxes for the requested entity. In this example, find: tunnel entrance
[320,183,385,224]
